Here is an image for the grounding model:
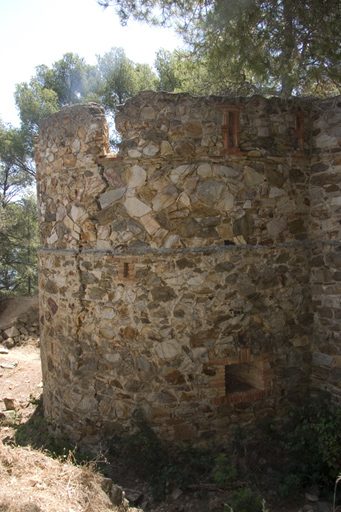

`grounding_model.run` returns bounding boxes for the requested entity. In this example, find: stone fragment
[56,205,67,222]
[243,166,263,186]
[174,140,195,156]
[183,122,203,136]
[63,153,76,167]
[265,168,285,187]
[140,106,155,120]
[160,140,173,156]
[233,213,254,237]
[4,326,20,338]
[125,489,144,506]
[247,149,262,157]
[170,165,194,184]
[47,298,58,315]
[70,204,88,224]
[267,217,287,238]
[196,181,225,206]
[124,197,151,218]
[155,340,182,361]
[214,165,239,179]
[127,165,147,188]
[151,286,176,302]
[197,163,212,177]
[128,149,141,158]
[143,142,159,156]
[3,398,16,410]
[217,192,234,212]
[99,188,126,209]
[152,185,178,211]
[99,328,114,340]
[100,478,124,507]
[140,214,161,235]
